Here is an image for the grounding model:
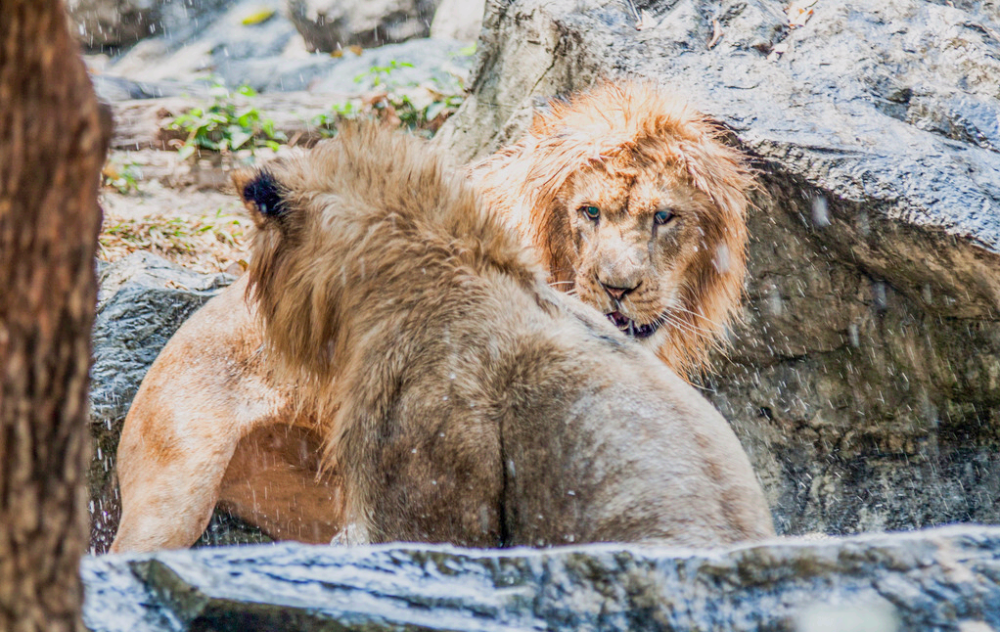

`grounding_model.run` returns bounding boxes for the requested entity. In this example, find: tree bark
[0,1,110,630]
